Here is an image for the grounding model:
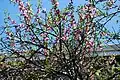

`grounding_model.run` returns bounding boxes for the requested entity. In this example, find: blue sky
[0,0,87,26]
[0,0,119,30]
[0,0,120,45]
[0,0,18,25]
[0,0,119,31]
